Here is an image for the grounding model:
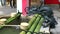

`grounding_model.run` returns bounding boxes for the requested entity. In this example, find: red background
[44,0,59,4]
[22,0,27,16]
